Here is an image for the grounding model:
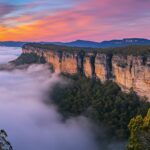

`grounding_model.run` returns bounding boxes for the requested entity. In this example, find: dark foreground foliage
[50,74,150,139]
